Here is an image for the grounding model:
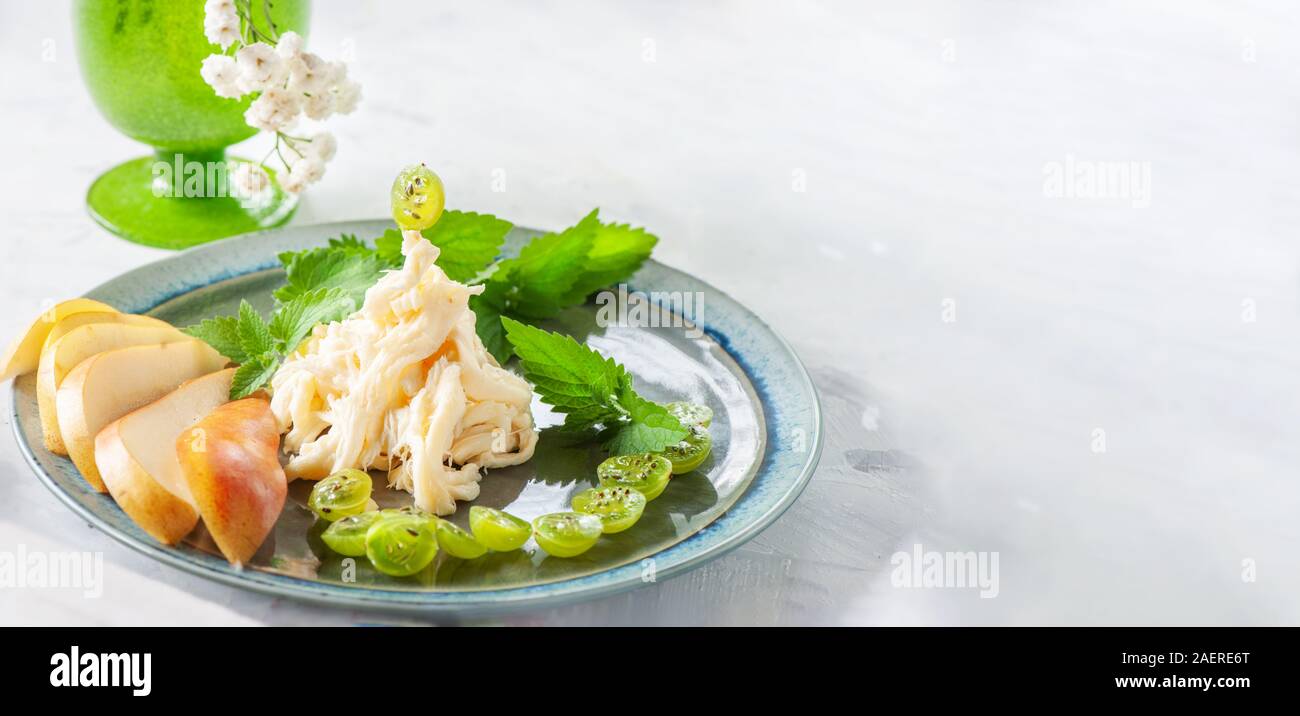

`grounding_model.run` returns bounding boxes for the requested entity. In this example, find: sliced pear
[40,311,175,353]
[38,321,196,455]
[56,341,228,492]
[95,369,235,545]
[0,298,117,382]
[177,399,287,566]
